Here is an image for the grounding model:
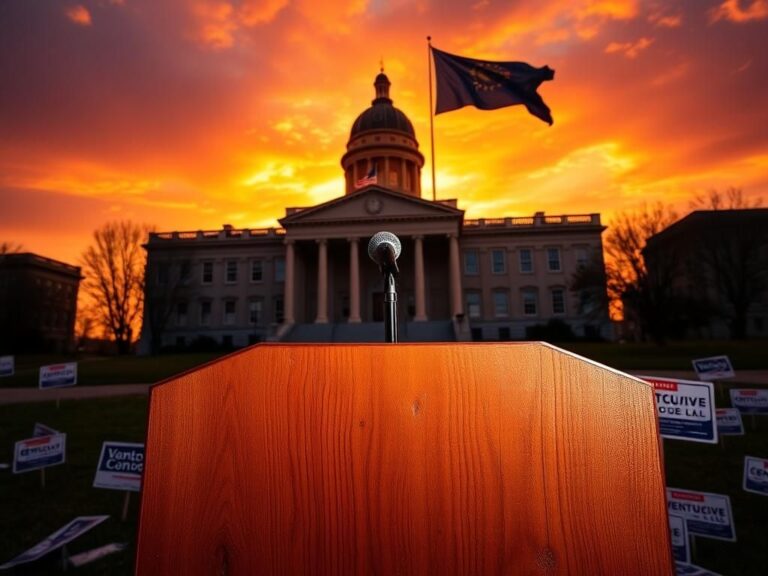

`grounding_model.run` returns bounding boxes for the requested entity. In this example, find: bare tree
[603,203,681,343]
[80,221,151,354]
[0,241,23,254]
[689,187,762,211]
[686,189,767,339]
